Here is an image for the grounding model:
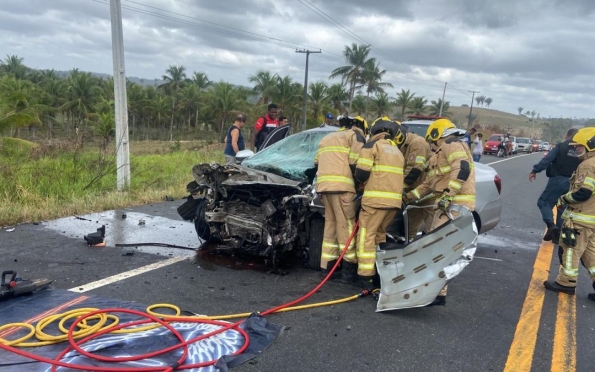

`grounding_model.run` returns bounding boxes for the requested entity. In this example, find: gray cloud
[0,0,594,118]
